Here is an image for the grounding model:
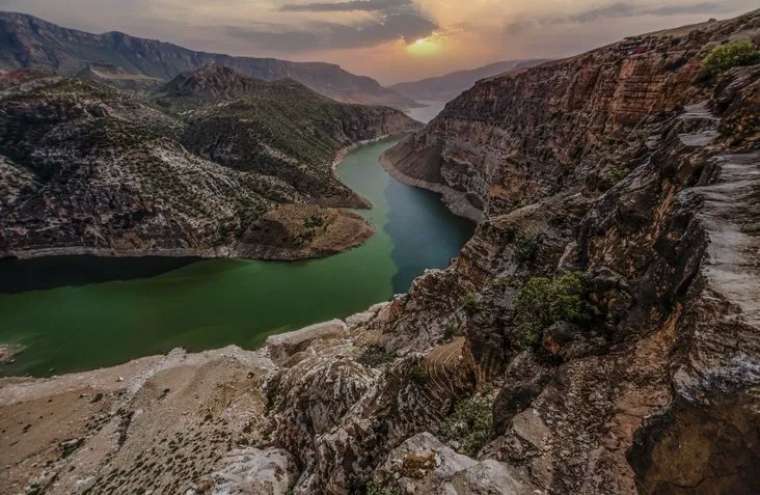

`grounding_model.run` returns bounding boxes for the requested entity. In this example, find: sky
[1,0,756,84]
